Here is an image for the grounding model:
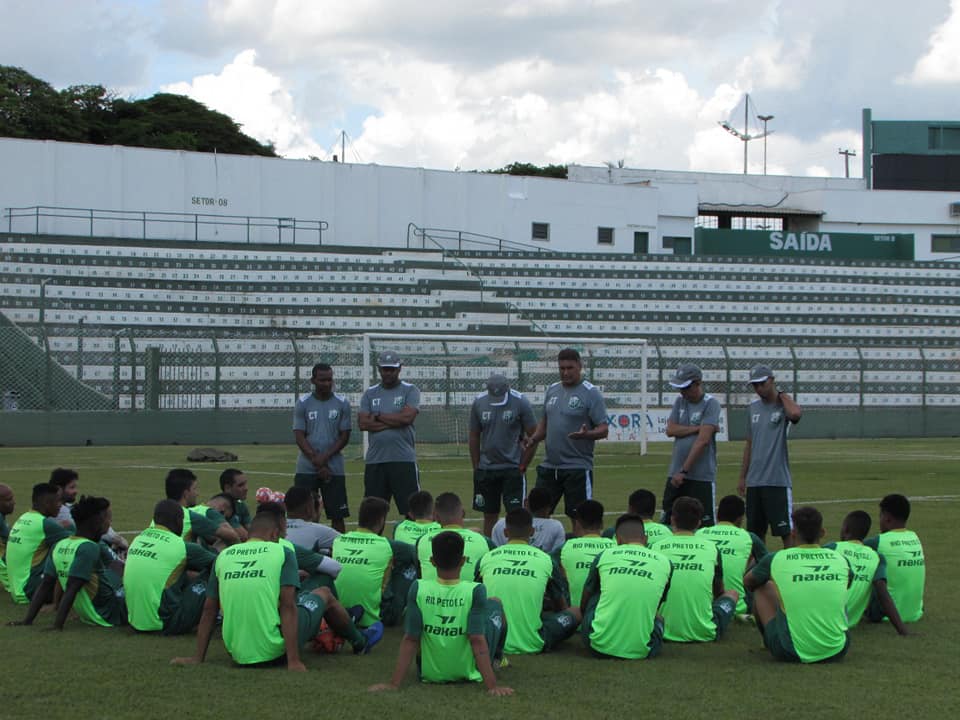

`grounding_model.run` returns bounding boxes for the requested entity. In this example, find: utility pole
[839,148,857,178]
